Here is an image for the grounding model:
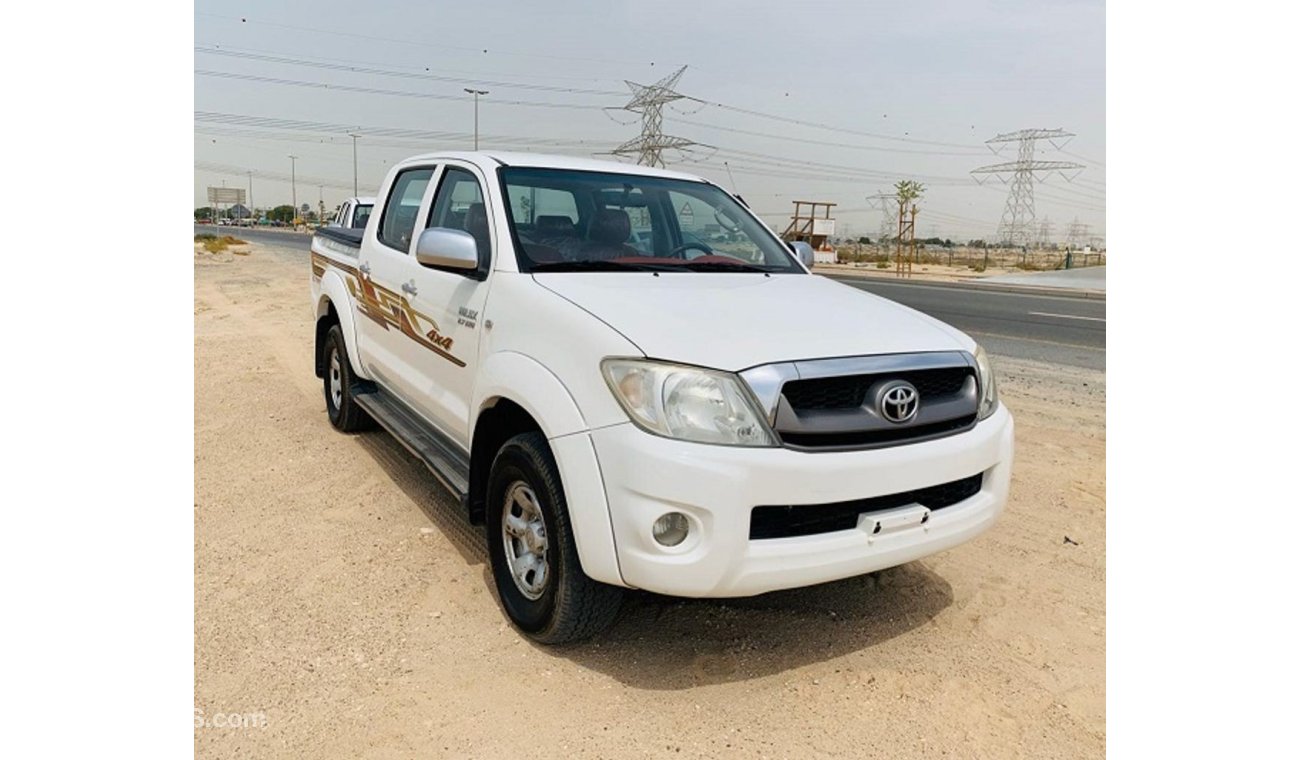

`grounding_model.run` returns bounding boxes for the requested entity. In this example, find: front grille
[749,473,984,540]
[782,367,972,411]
